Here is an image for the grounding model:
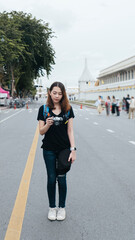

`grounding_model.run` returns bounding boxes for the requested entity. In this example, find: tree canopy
[0,11,55,96]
